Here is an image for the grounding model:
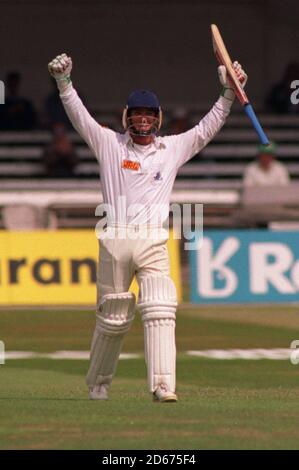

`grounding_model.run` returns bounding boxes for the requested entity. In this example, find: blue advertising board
[189,230,299,304]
